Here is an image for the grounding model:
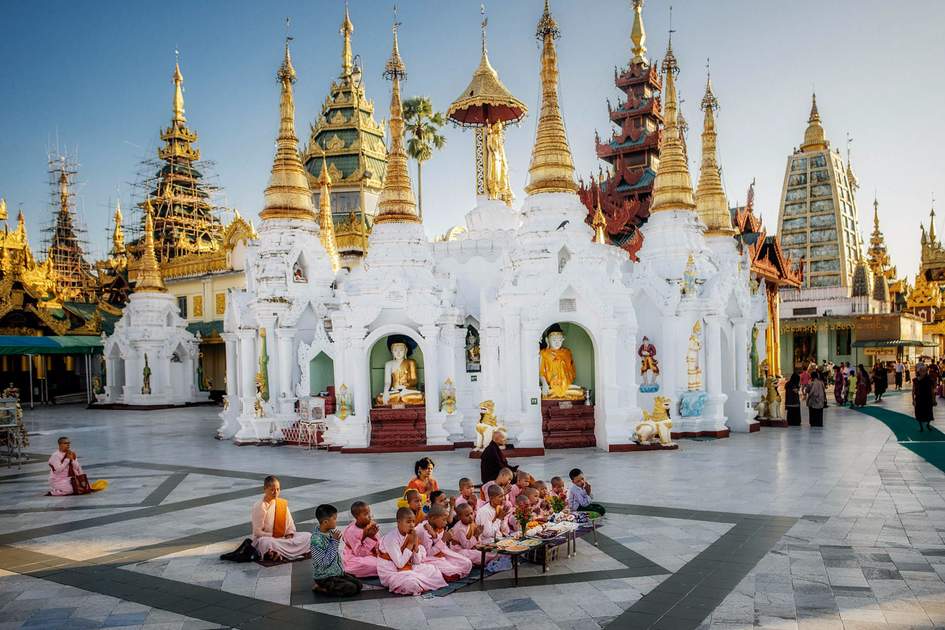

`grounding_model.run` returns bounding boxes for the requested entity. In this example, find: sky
[2,0,944,279]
